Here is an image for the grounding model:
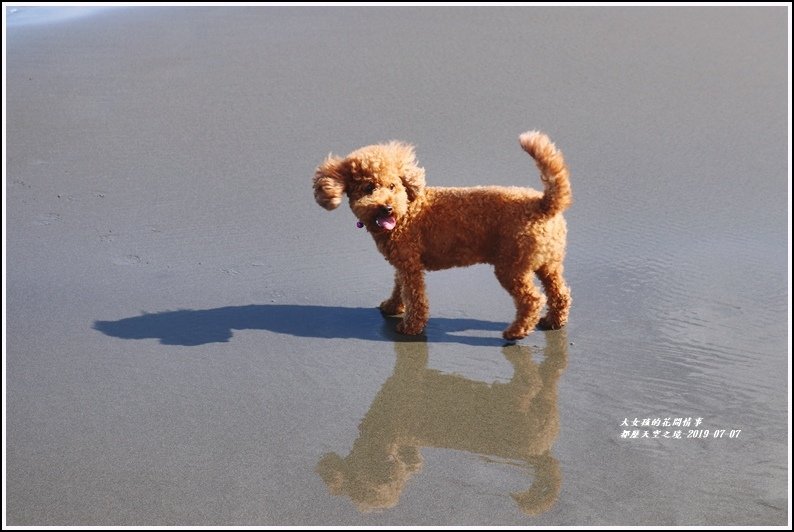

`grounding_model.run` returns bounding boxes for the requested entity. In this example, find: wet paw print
[34,212,61,226]
[112,255,150,266]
